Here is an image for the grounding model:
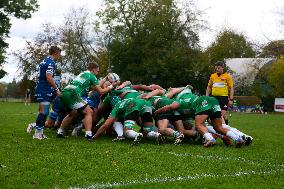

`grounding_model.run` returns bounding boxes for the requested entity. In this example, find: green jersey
[64,71,99,96]
[110,98,153,119]
[147,96,174,109]
[178,96,221,117]
[172,88,194,101]
[111,86,141,99]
